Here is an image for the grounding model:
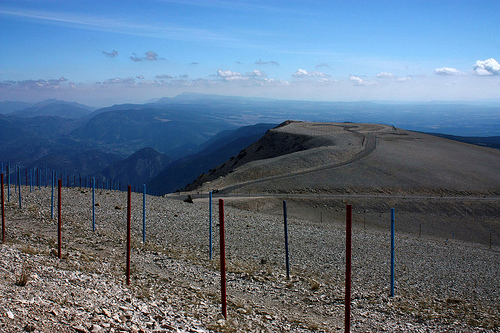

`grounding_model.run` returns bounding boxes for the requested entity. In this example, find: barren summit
[183,121,500,246]
[189,121,500,197]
